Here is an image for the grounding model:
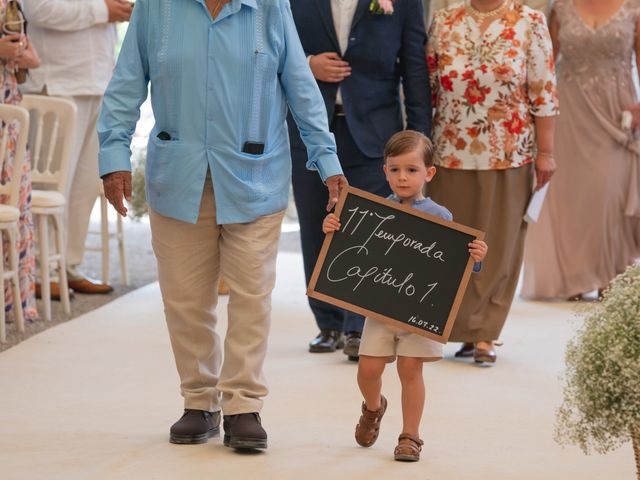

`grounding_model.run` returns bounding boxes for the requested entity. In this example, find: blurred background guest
[22,0,132,298]
[0,0,40,321]
[427,0,558,363]
[522,0,640,301]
